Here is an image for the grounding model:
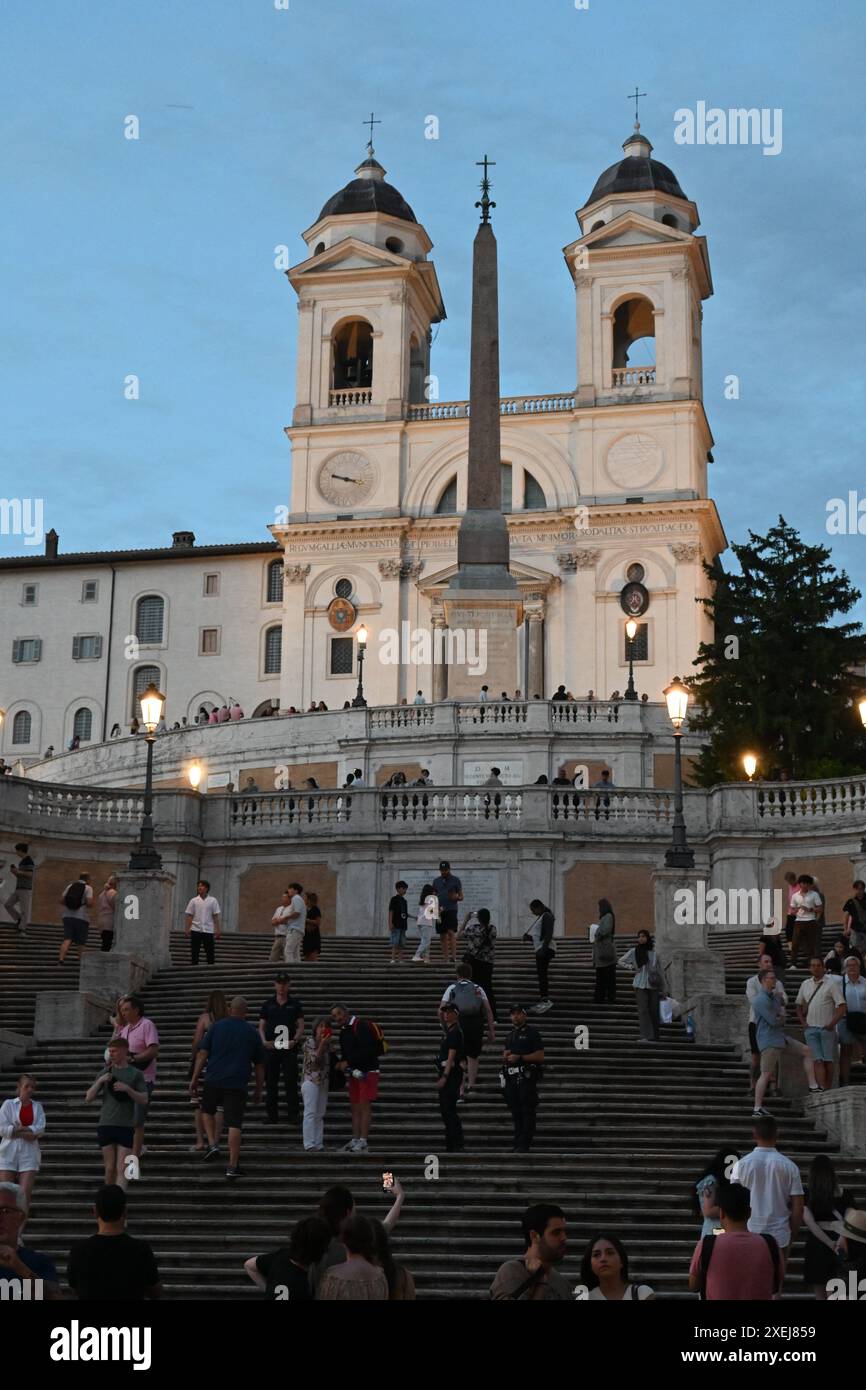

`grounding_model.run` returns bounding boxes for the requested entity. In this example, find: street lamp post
[352,625,369,709]
[663,676,695,869]
[128,682,166,871]
[624,619,638,701]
